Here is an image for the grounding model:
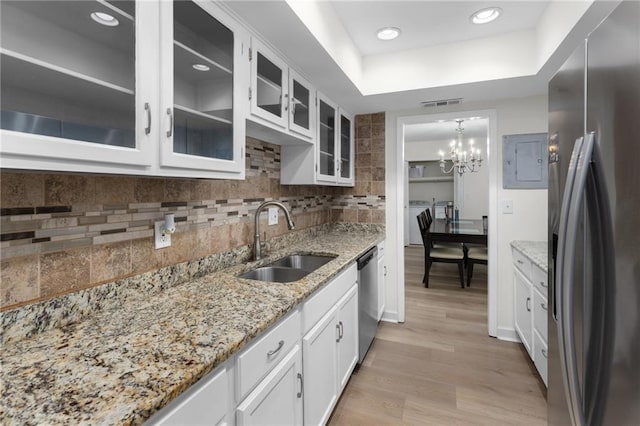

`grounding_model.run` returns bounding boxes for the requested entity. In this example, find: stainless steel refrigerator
[548,1,640,425]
